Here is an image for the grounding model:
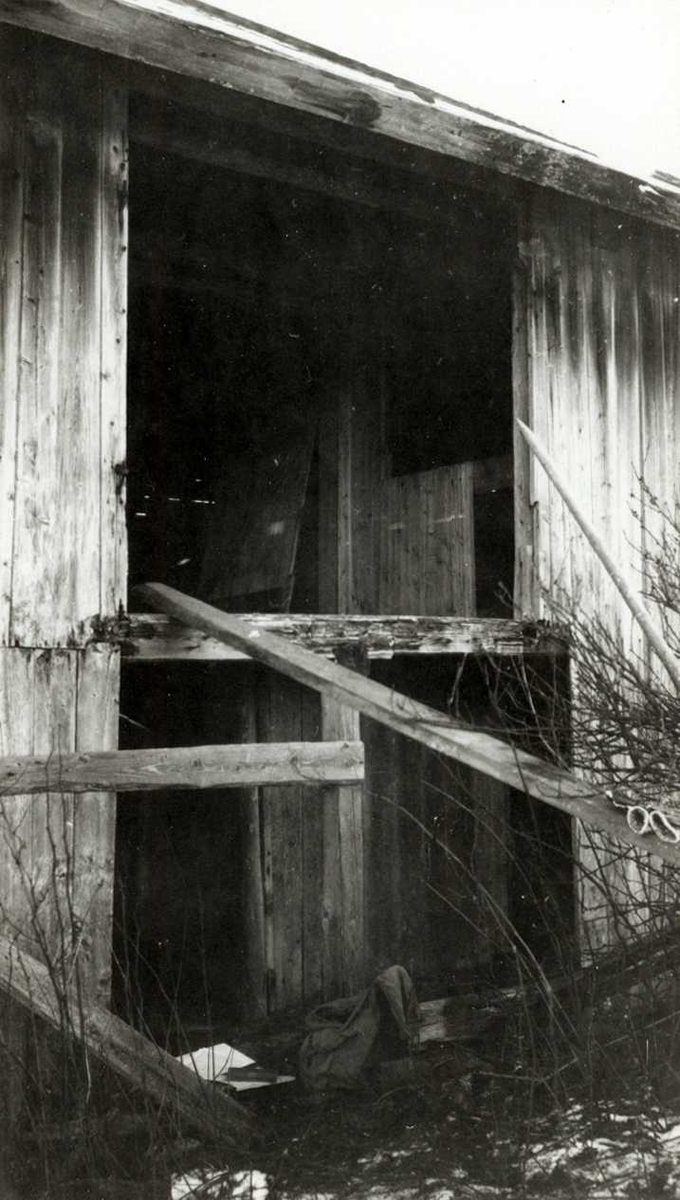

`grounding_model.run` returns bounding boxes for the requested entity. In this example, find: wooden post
[0,31,128,1122]
[318,382,368,995]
